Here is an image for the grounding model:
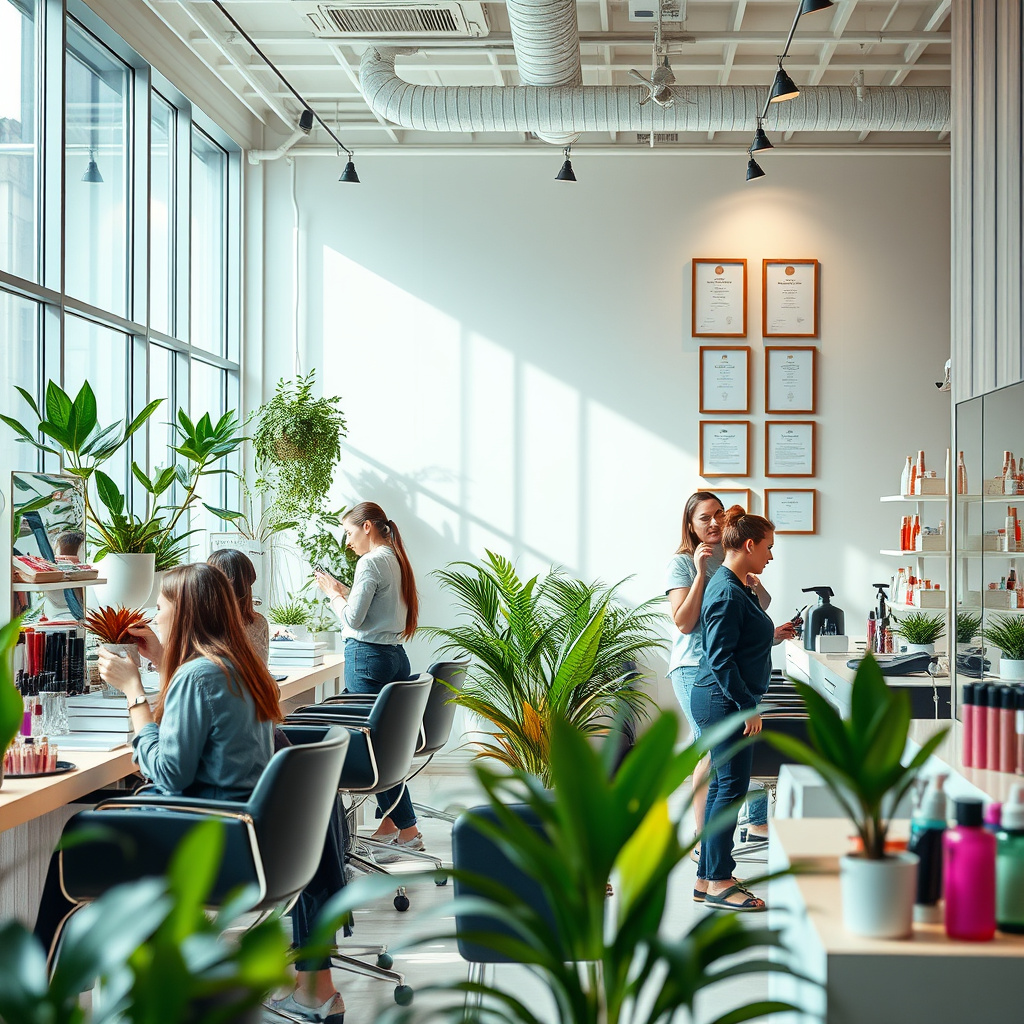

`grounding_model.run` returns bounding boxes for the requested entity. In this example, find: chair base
[412,800,458,825]
[331,946,414,1005]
